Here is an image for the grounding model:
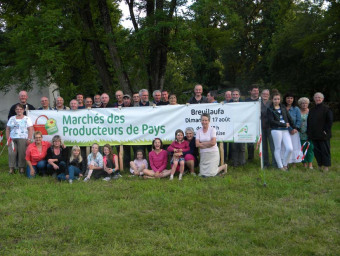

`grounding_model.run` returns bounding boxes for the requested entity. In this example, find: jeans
[47,161,67,176]
[58,165,81,181]
[26,160,47,178]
